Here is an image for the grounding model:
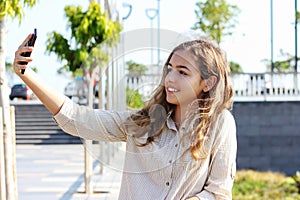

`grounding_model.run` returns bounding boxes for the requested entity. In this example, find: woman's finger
[13,55,33,73]
[15,46,33,57]
[16,55,32,65]
[18,33,33,48]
